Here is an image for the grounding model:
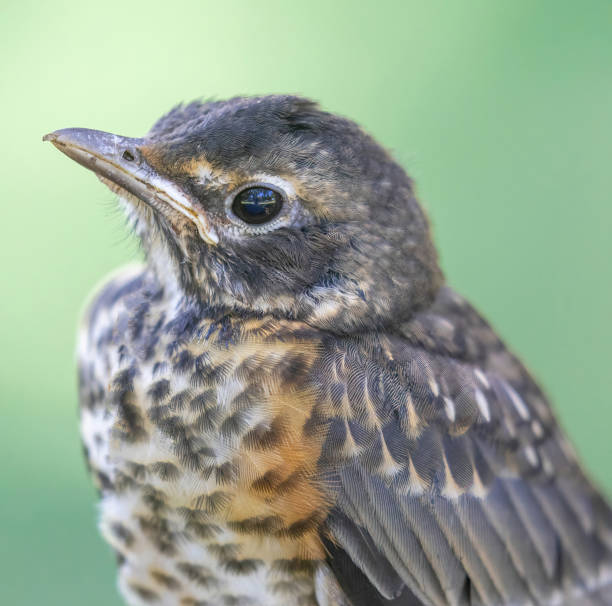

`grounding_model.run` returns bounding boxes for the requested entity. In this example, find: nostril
[122,150,135,162]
